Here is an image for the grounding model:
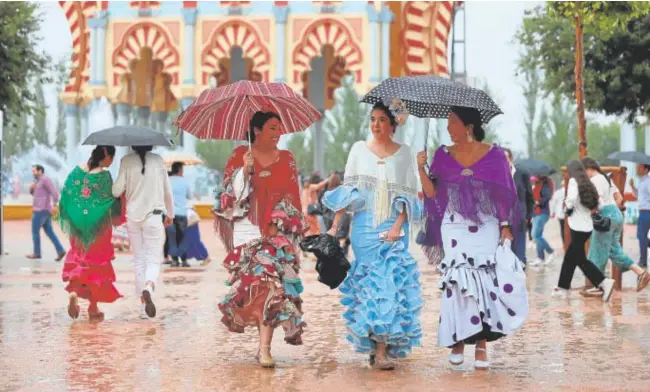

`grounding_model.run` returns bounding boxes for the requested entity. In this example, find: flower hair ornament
[387,98,409,126]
